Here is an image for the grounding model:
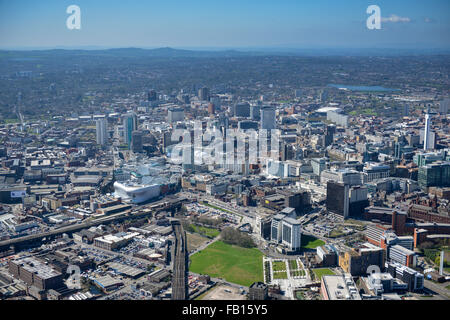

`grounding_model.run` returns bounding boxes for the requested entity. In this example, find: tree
[220,227,255,248]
